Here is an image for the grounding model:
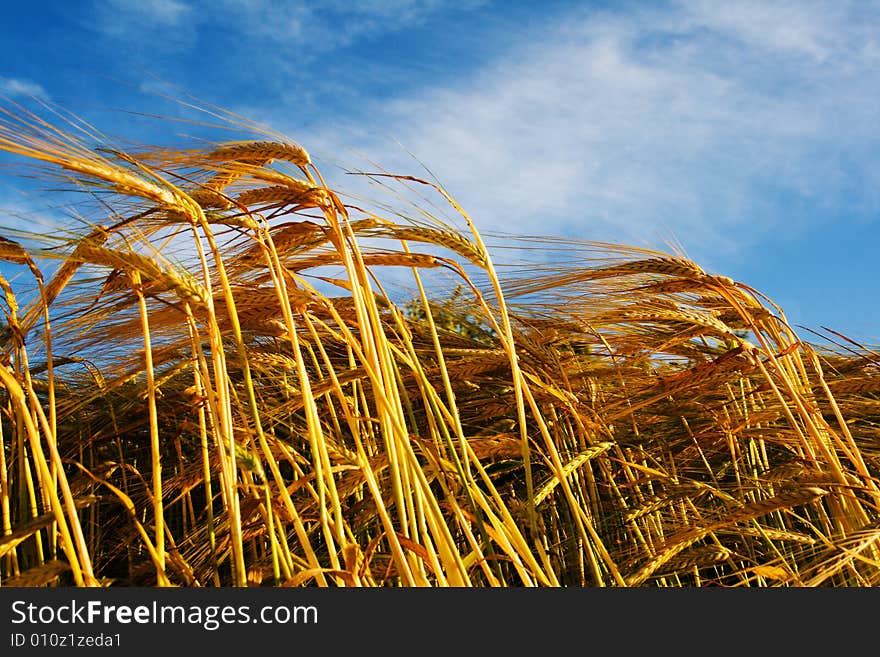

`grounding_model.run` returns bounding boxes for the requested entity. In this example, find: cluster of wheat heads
[0,103,879,587]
